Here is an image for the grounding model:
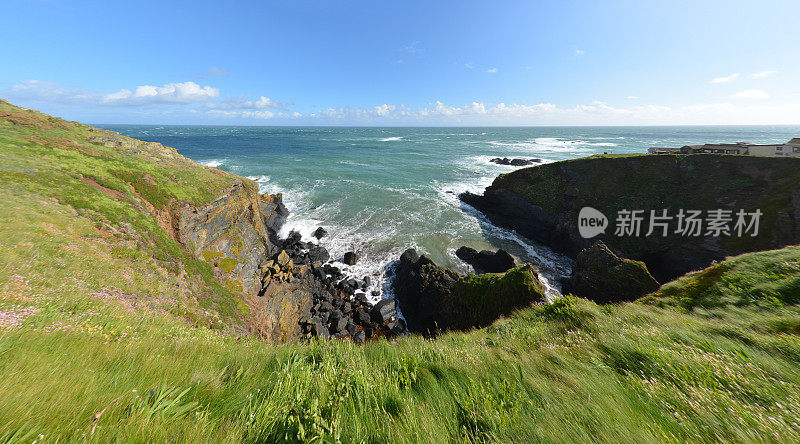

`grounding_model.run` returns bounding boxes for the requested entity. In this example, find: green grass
[3,99,800,442]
